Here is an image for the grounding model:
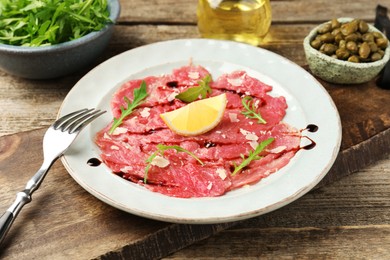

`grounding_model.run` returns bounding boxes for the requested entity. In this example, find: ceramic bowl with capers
[303,17,390,84]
